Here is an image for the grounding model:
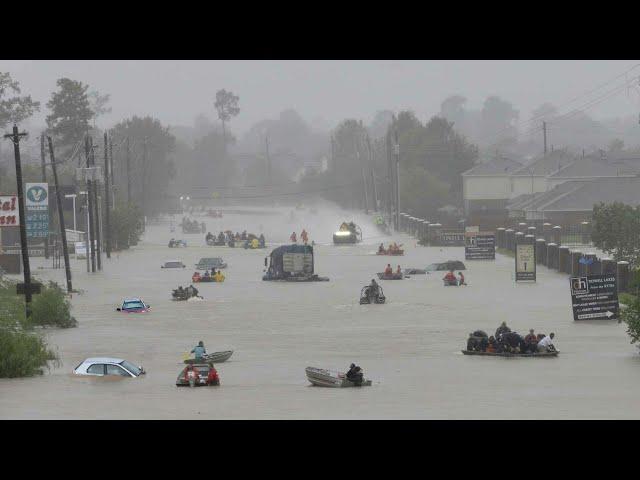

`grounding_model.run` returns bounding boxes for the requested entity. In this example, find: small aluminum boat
[184,350,233,364]
[305,367,372,388]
